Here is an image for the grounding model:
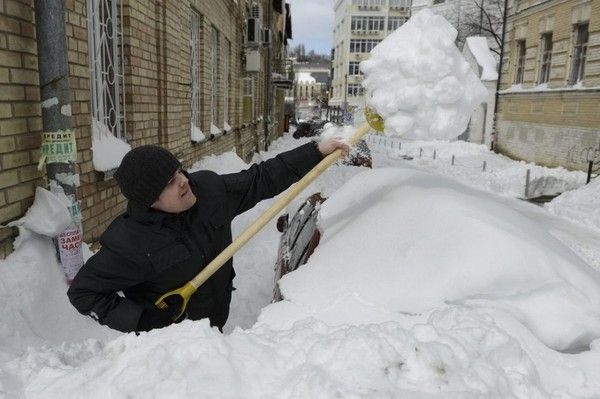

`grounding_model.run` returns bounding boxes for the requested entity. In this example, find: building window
[569,23,588,85]
[352,0,385,5]
[242,77,254,122]
[351,16,385,31]
[190,10,202,135]
[210,26,219,127]
[387,16,406,31]
[538,33,552,84]
[87,0,126,139]
[389,0,410,6]
[223,39,230,126]
[348,84,364,96]
[350,39,382,53]
[433,0,445,4]
[514,40,526,84]
[349,61,362,75]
